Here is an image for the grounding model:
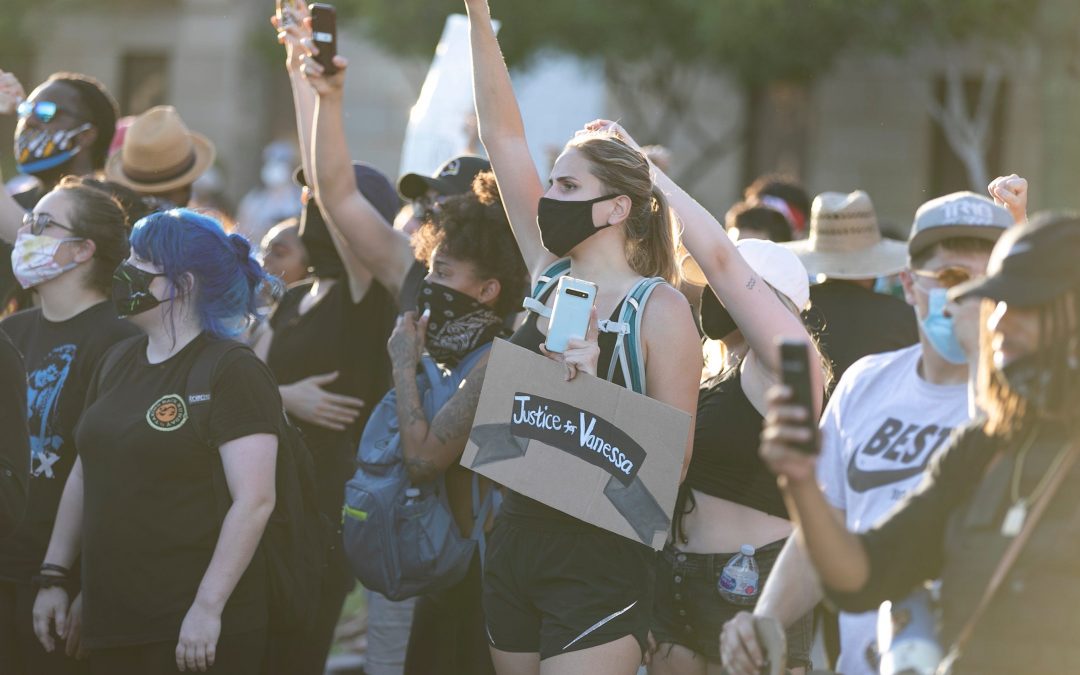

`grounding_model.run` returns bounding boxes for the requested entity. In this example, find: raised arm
[465,0,554,280]
[301,54,415,299]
